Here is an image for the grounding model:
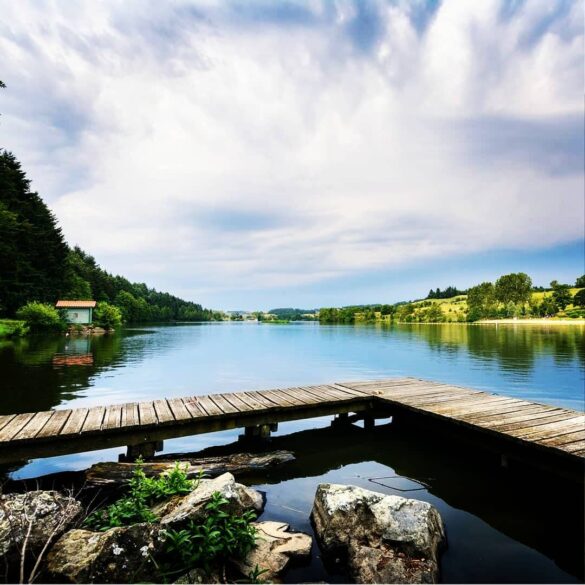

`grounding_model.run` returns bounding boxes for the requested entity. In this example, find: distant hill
[268,308,317,320]
[269,307,316,315]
